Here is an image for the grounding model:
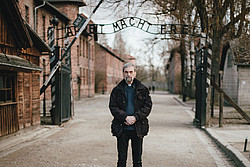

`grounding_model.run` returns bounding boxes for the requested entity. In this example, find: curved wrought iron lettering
[94,17,201,36]
[129,17,135,26]
[56,17,202,39]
